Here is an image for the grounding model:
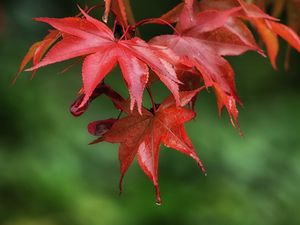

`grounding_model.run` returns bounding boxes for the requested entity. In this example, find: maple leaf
[14,5,100,83]
[14,30,60,83]
[151,0,256,127]
[25,7,181,114]
[252,19,300,68]
[170,0,300,122]
[201,0,300,68]
[89,89,206,204]
[161,0,261,54]
[235,0,300,68]
[198,1,263,54]
[253,0,300,68]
